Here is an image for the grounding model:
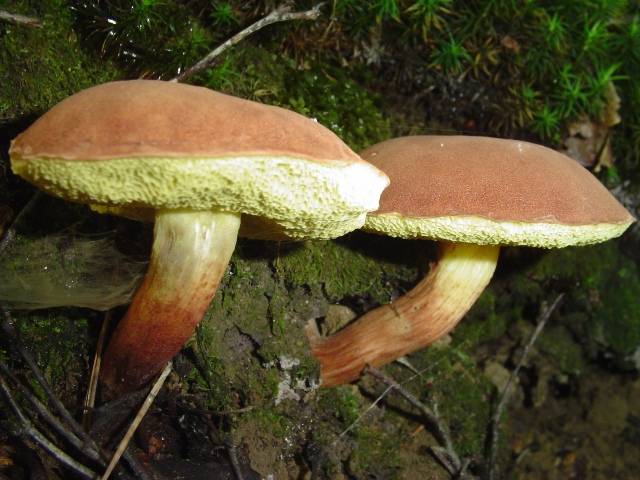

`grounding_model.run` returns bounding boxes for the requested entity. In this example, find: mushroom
[9,80,389,397]
[307,135,635,387]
